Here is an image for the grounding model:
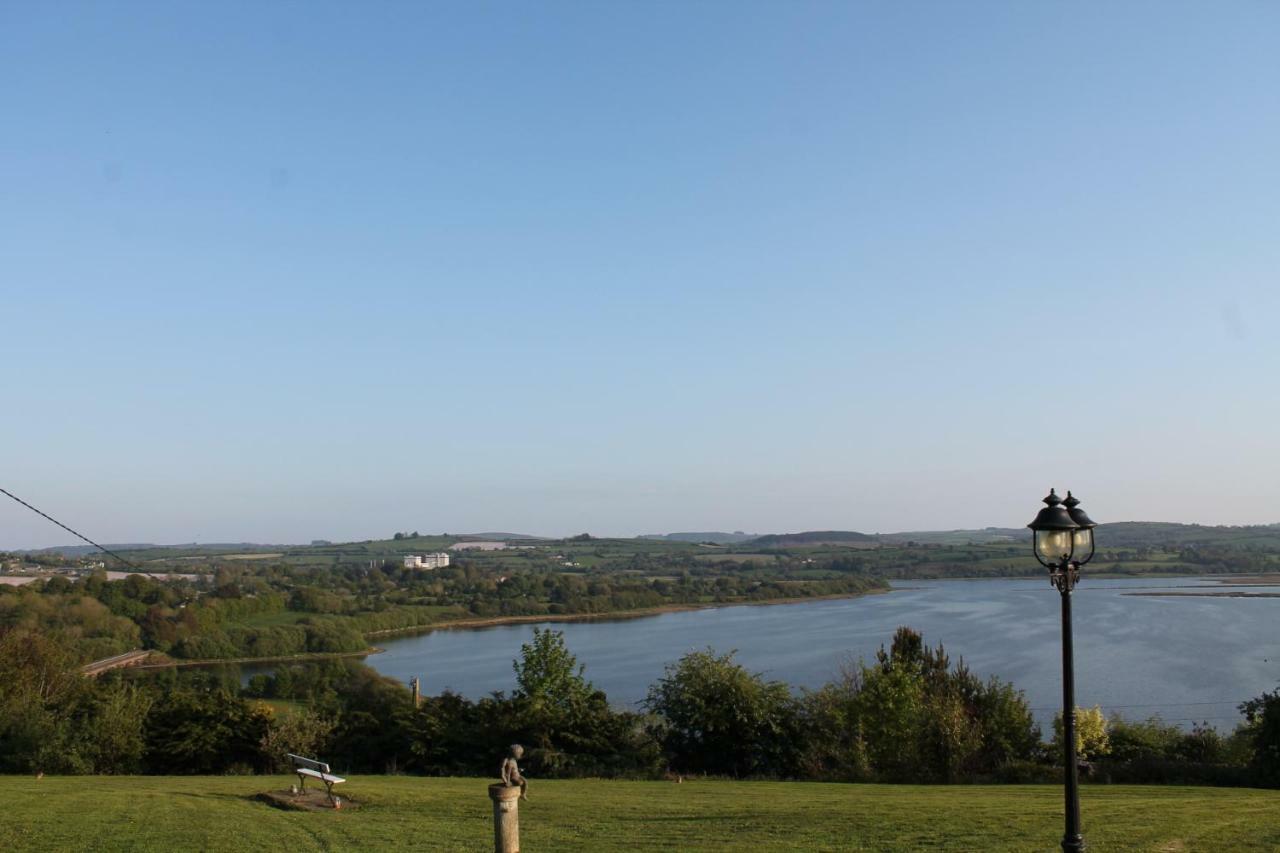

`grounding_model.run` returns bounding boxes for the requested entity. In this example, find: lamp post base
[1062,833,1085,852]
